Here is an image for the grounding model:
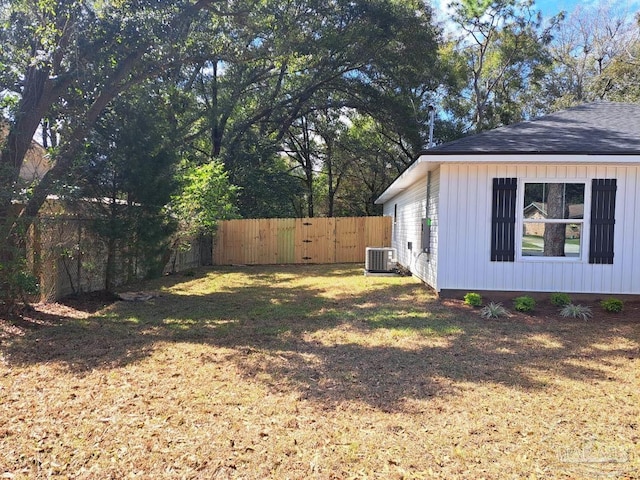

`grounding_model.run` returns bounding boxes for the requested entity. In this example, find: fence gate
[295,218,336,264]
[213,216,391,265]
